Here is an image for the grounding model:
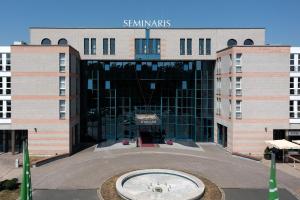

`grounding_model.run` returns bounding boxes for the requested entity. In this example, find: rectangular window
[105,81,111,90]
[59,53,66,72]
[290,100,295,118]
[91,38,96,55]
[182,81,187,90]
[236,77,242,96]
[206,38,211,55]
[236,100,242,119]
[136,63,141,71]
[6,54,11,71]
[235,53,242,72]
[104,63,110,71]
[155,39,161,54]
[187,38,192,55]
[110,38,115,55]
[6,100,11,118]
[103,38,108,55]
[199,39,204,55]
[6,77,11,95]
[236,77,242,89]
[59,100,66,120]
[142,39,147,54]
[0,77,2,95]
[0,100,3,118]
[0,54,2,69]
[150,82,155,90]
[148,39,153,54]
[180,38,185,55]
[135,39,140,54]
[290,54,296,71]
[290,77,295,95]
[59,77,66,96]
[298,101,300,118]
[152,63,158,71]
[84,38,89,55]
